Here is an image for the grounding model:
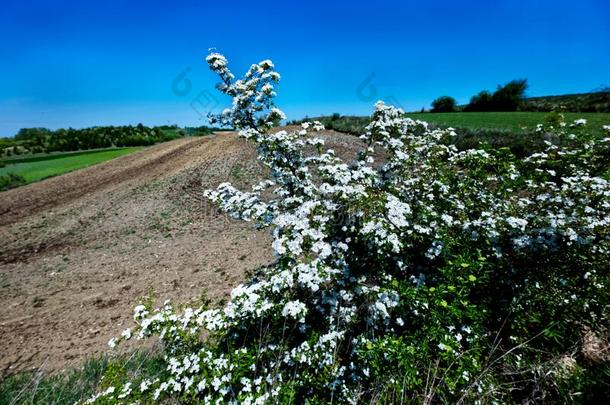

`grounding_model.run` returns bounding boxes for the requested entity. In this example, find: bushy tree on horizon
[465,79,528,111]
[464,90,494,112]
[491,78,528,111]
[431,95,457,112]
